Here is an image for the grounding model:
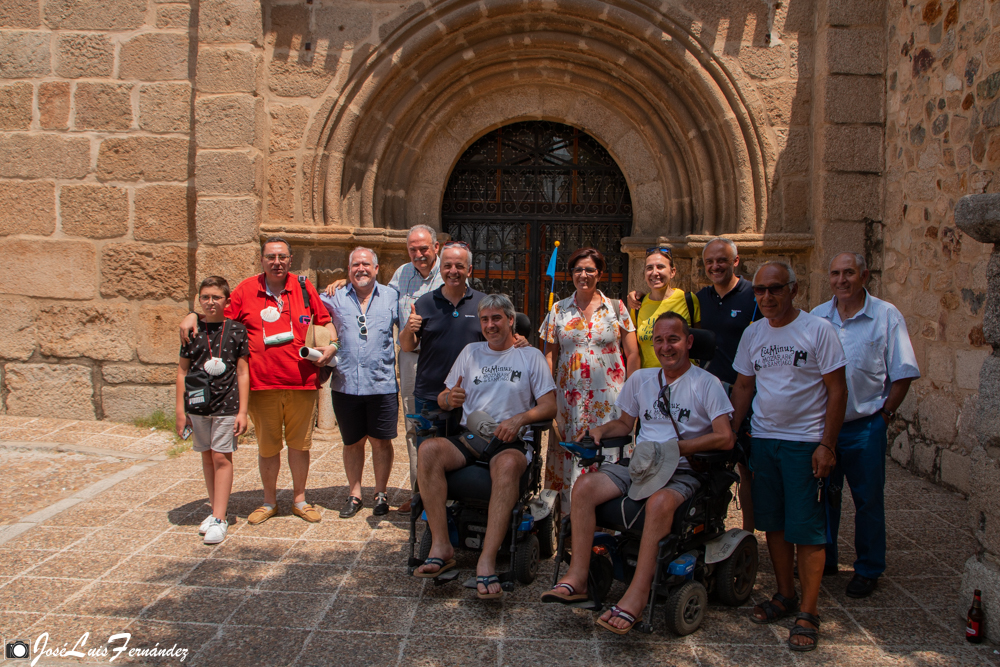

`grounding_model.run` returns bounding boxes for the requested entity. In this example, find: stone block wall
[0,0,197,421]
[883,0,996,494]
